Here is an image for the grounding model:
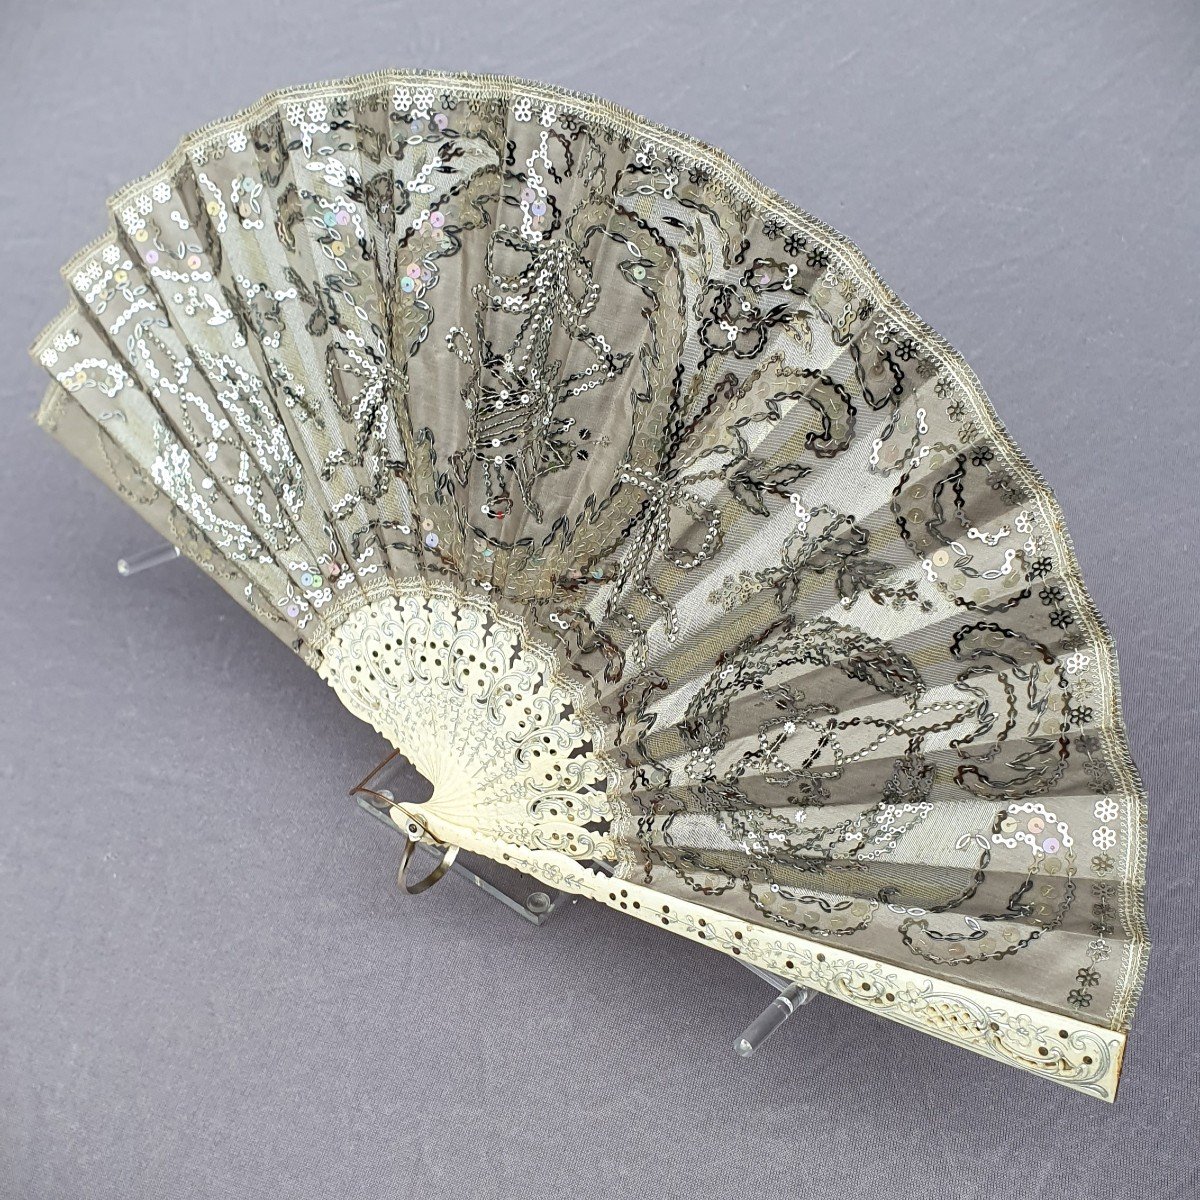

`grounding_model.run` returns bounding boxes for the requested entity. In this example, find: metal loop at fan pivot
[396,817,460,895]
[348,749,460,895]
